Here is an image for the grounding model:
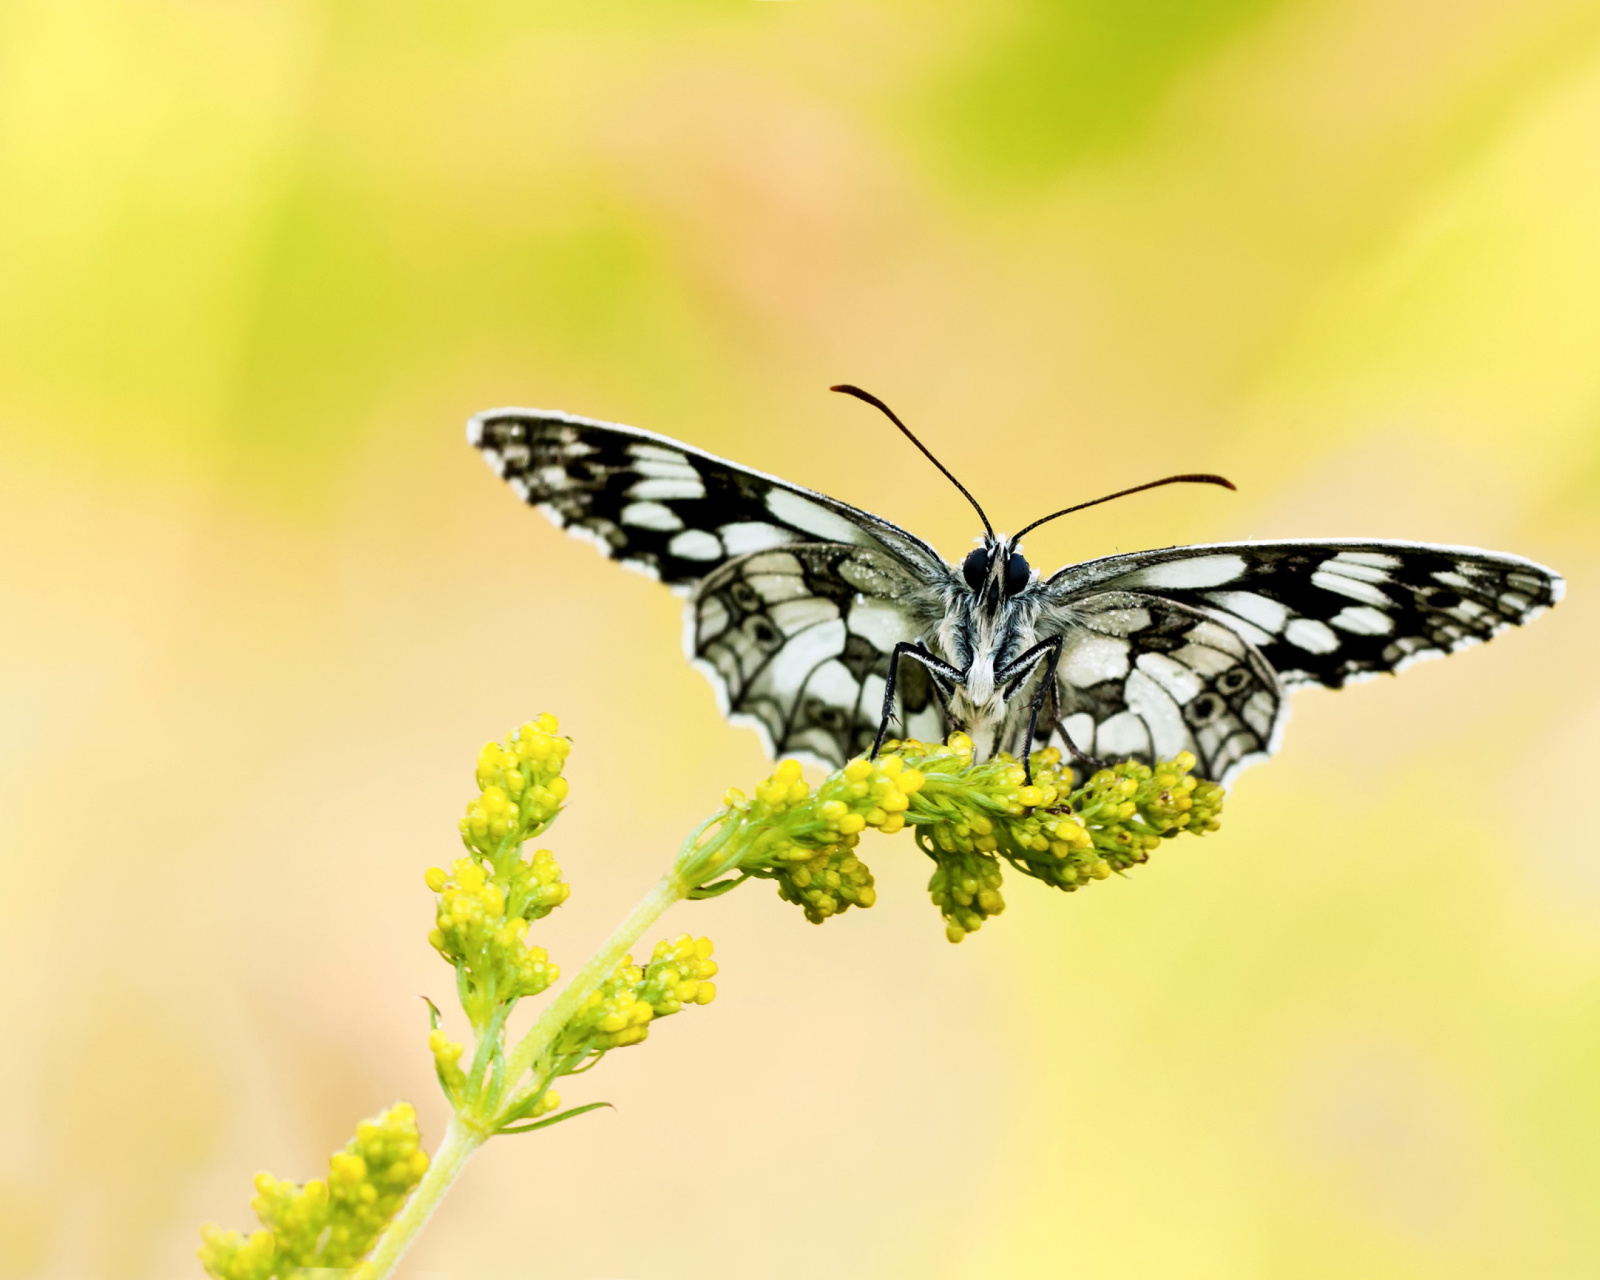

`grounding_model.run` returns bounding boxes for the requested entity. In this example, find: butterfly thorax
[938,535,1043,752]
